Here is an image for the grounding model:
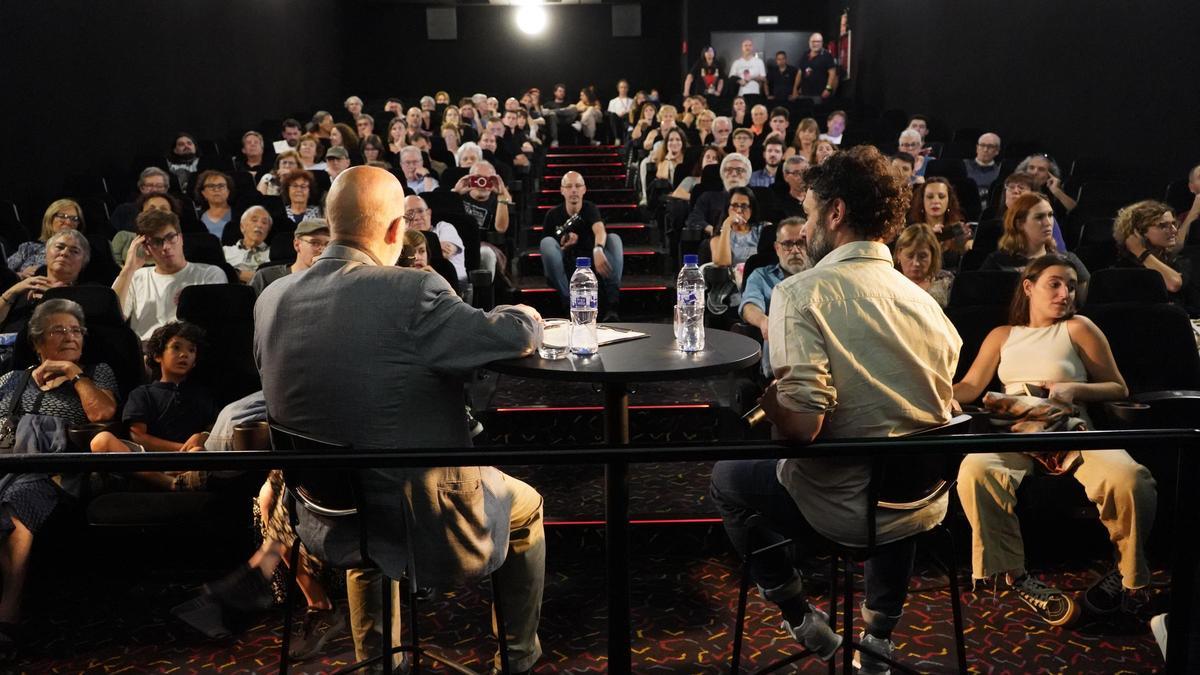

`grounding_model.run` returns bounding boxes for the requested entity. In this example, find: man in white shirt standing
[113,210,227,339]
[607,79,634,118]
[729,39,767,97]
